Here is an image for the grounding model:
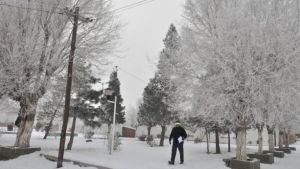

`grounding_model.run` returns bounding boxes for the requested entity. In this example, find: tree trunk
[43,98,62,140]
[256,124,264,154]
[43,120,52,140]
[267,126,275,152]
[257,128,263,154]
[147,126,152,138]
[66,116,77,150]
[274,131,277,146]
[279,130,284,149]
[282,129,286,146]
[43,111,57,139]
[284,130,289,148]
[159,125,166,146]
[228,129,231,152]
[14,95,38,148]
[215,128,221,154]
[236,128,247,161]
[205,127,210,154]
